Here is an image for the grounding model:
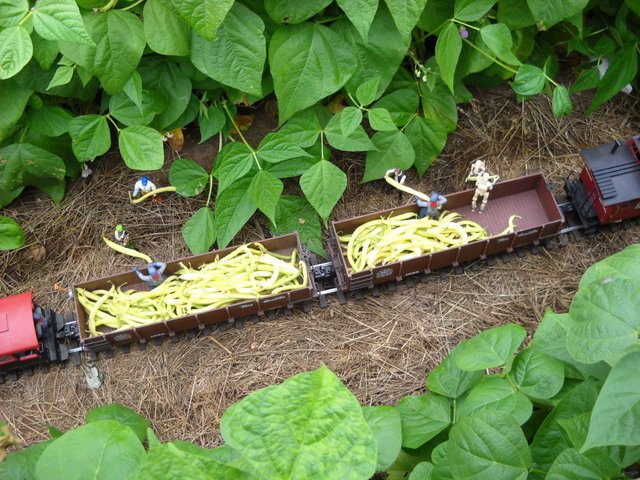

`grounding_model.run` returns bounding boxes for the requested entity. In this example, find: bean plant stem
[453,19,480,31]
[97,0,119,12]
[205,174,214,207]
[121,0,145,11]
[18,10,33,26]
[105,114,121,132]
[462,38,518,75]
[221,102,261,171]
